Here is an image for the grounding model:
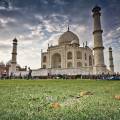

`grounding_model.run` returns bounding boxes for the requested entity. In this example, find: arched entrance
[67,62,72,68]
[77,62,82,68]
[51,53,61,68]
[67,52,72,60]
[89,55,92,66]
